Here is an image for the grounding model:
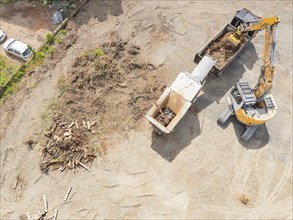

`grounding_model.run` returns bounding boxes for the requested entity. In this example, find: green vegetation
[1,27,68,101]
[80,48,105,58]
[23,42,54,74]
[0,55,20,86]
[59,29,67,35]
[57,76,70,94]
[40,99,58,130]
[55,29,67,44]
[1,33,63,101]
[0,0,12,5]
[46,33,55,44]
[56,37,62,44]
[94,49,105,57]
[1,67,26,101]
[43,0,53,5]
